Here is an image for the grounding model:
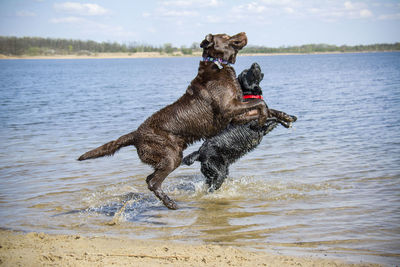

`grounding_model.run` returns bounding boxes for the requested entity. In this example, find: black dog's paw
[182,151,200,166]
[249,118,277,132]
[181,156,192,166]
[261,119,278,135]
